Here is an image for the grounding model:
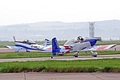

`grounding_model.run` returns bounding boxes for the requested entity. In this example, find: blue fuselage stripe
[15,45,44,51]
